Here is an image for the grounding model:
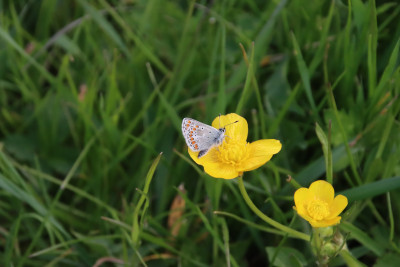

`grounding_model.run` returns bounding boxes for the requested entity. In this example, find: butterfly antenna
[223,120,239,129]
